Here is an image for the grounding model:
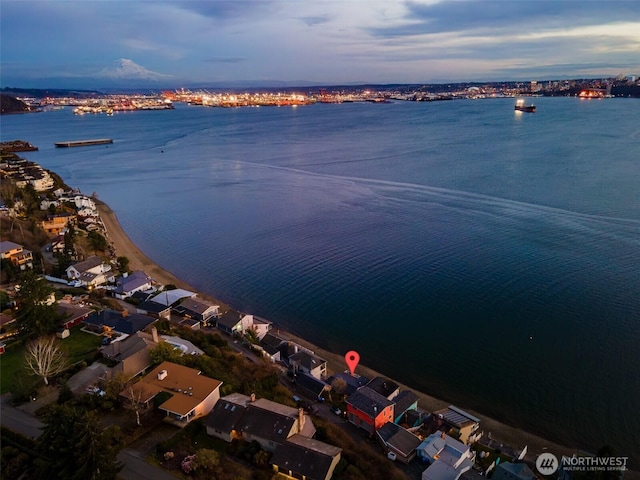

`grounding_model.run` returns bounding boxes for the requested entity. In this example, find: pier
[54,138,113,148]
